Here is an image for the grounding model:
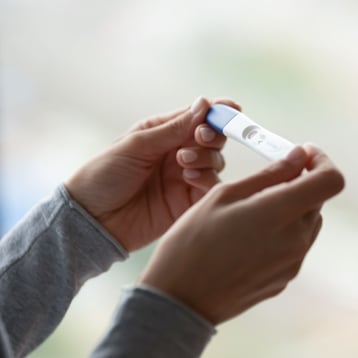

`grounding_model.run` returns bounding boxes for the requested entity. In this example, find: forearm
[0,185,127,357]
[0,185,216,358]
